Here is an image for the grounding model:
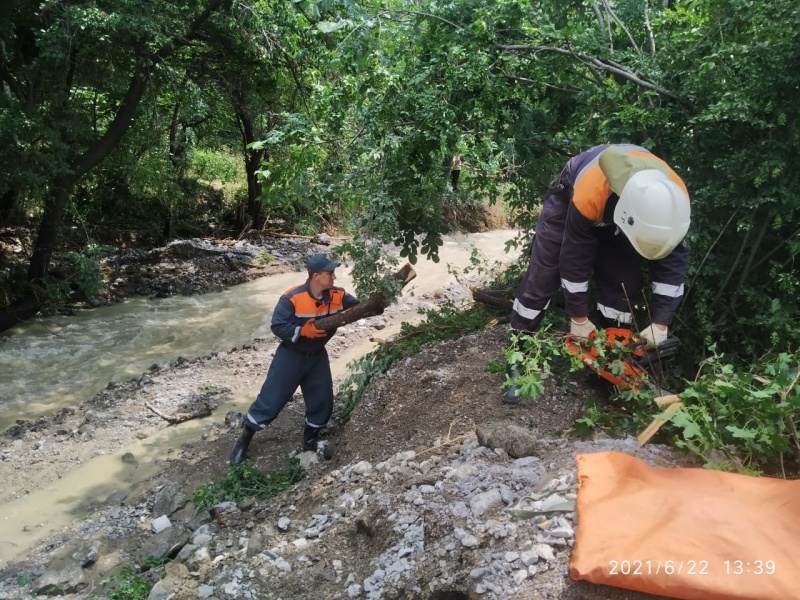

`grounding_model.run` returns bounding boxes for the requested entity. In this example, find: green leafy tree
[0,0,230,330]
